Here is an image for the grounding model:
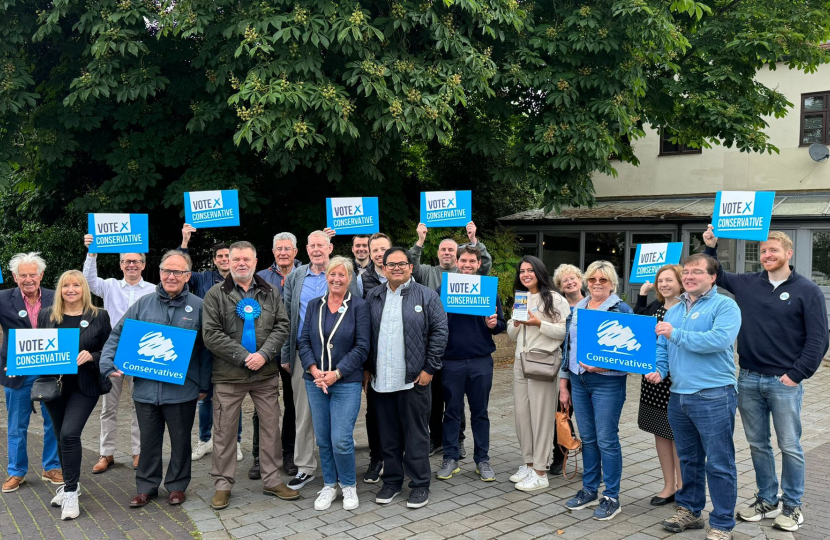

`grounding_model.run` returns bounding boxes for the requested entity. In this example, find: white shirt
[83,254,155,324]
[372,279,413,393]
